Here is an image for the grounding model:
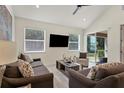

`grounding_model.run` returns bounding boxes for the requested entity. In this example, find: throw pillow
[87,66,97,80]
[18,53,26,61]
[18,53,33,63]
[95,68,109,81]
[4,65,23,78]
[0,65,6,87]
[24,55,33,63]
[18,59,34,78]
